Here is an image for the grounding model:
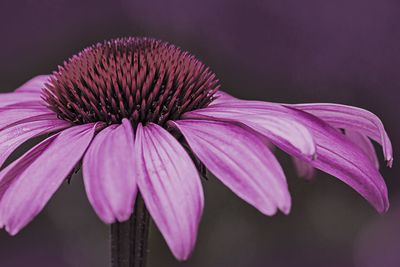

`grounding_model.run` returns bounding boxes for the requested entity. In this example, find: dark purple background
[0,1,399,266]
